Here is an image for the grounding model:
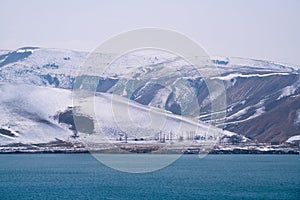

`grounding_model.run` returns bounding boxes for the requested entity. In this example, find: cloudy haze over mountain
[0,0,300,66]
